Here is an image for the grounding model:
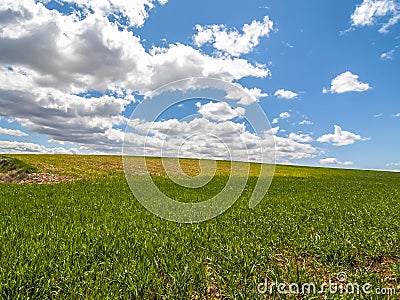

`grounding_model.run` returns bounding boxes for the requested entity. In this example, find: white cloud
[193,16,274,57]
[317,125,369,146]
[0,1,272,154]
[271,112,291,124]
[51,0,168,28]
[48,139,65,145]
[0,1,317,166]
[380,49,395,59]
[320,157,353,166]
[0,1,269,94]
[323,71,371,94]
[196,101,245,122]
[279,112,291,119]
[274,89,298,99]
[0,127,28,136]
[374,113,384,117]
[288,133,313,143]
[240,87,268,105]
[0,140,80,154]
[265,126,279,135]
[299,119,313,125]
[272,135,317,160]
[224,85,268,106]
[126,117,266,162]
[124,117,318,162]
[350,0,400,33]
[0,73,130,153]
[148,43,269,93]
[393,113,400,117]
